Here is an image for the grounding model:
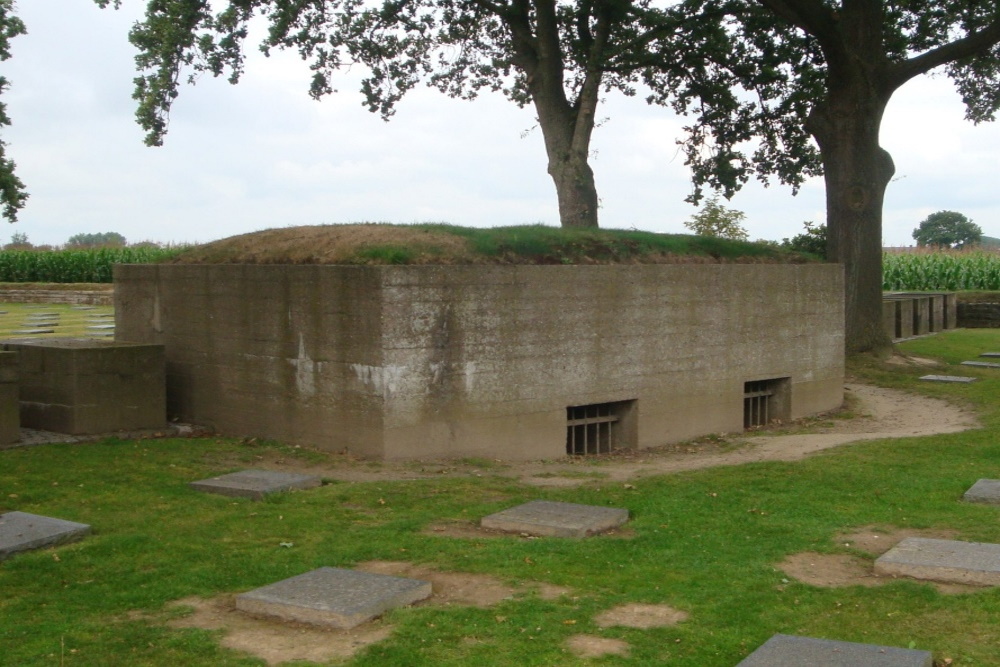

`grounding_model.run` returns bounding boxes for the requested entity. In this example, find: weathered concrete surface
[0,351,17,445]
[738,634,932,666]
[962,479,1000,505]
[0,511,91,561]
[961,361,1000,369]
[481,500,629,538]
[1,339,165,435]
[874,537,1000,586]
[235,567,431,628]
[115,264,845,460]
[919,375,976,384]
[189,469,322,500]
